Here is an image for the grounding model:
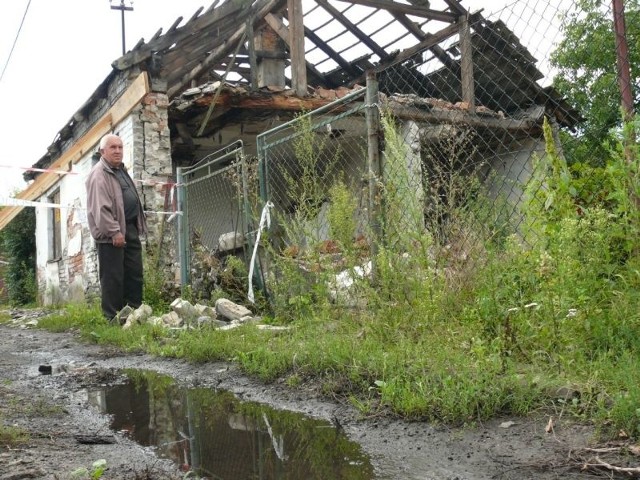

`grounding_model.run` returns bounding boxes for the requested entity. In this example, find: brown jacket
[85,158,147,243]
